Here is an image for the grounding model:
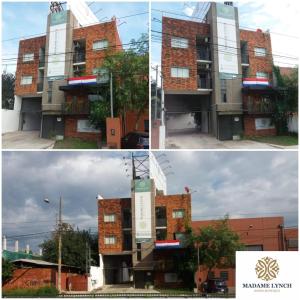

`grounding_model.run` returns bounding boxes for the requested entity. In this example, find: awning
[155,240,181,249]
